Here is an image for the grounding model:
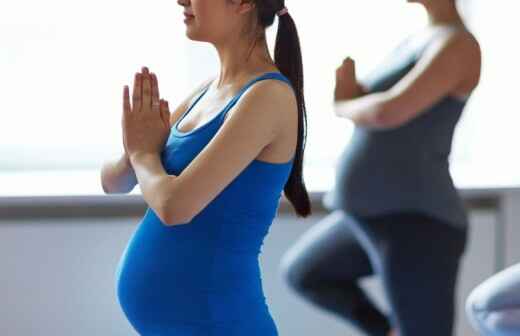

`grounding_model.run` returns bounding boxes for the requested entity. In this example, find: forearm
[129,152,184,224]
[100,154,137,194]
[334,91,393,129]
